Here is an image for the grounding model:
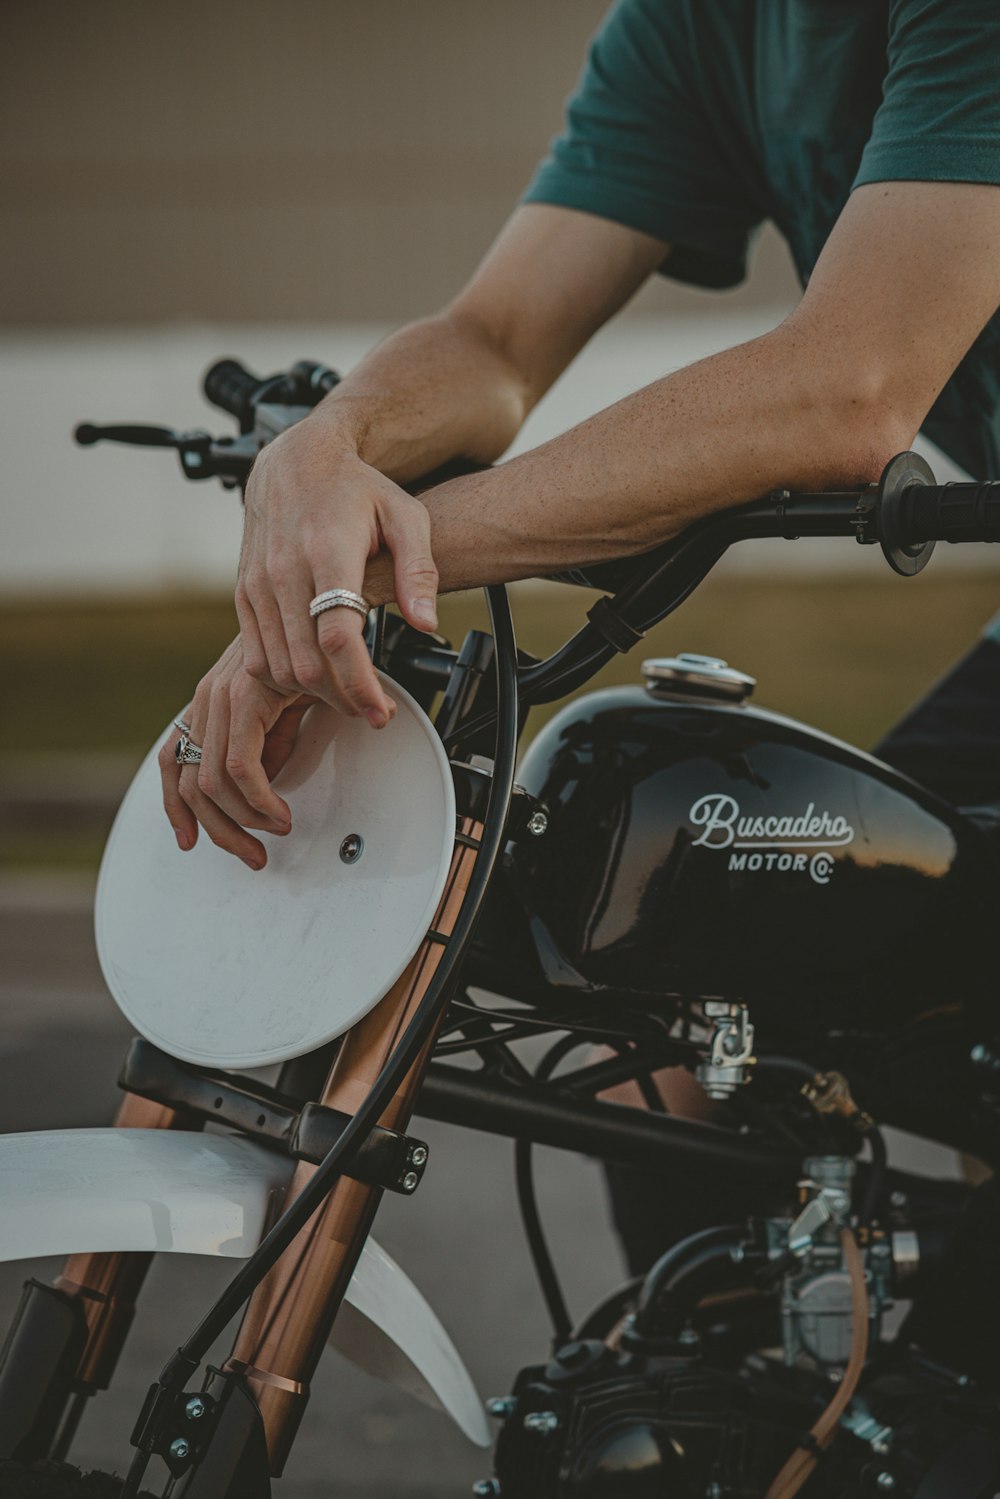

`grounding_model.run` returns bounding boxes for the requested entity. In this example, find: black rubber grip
[903,481,1000,543]
[202,358,263,424]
